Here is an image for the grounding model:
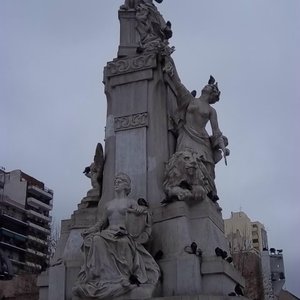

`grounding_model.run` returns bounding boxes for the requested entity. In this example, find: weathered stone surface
[72,173,160,299]
[42,1,246,299]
